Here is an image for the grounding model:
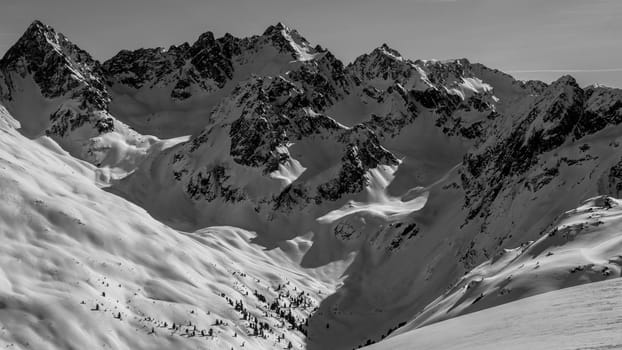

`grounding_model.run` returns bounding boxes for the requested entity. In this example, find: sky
[1,0,621,87]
